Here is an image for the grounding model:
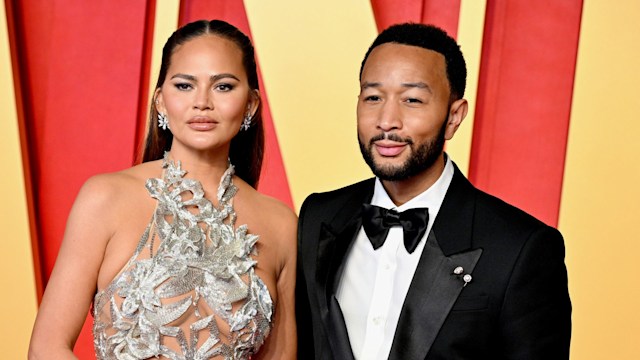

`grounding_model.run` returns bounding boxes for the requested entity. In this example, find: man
[296,23,571,360]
